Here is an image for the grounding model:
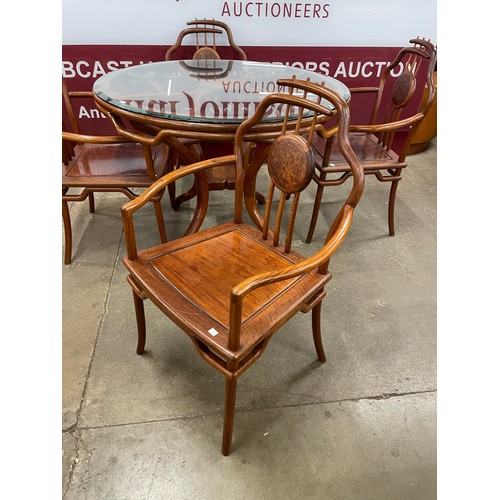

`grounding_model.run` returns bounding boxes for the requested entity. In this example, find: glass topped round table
[92,60,350,232]
[93,60,349,136]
